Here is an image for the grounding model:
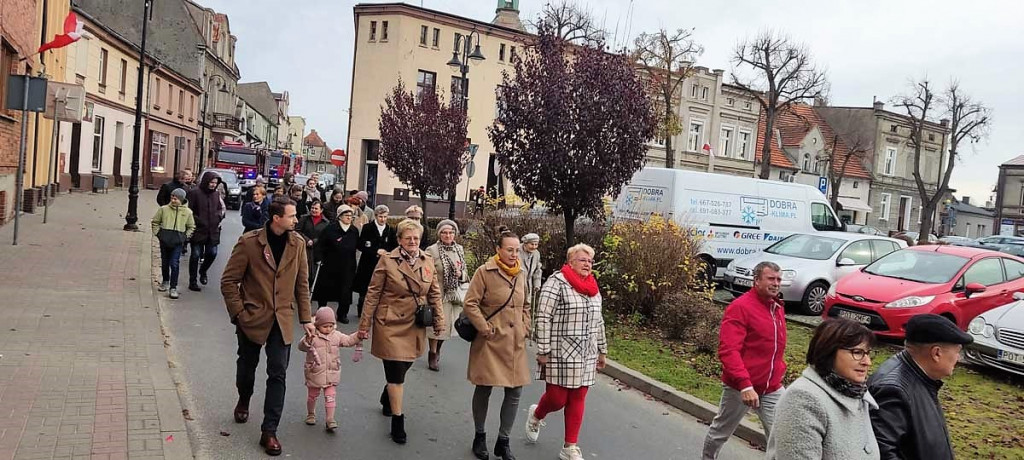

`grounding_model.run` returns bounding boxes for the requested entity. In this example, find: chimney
[873,100,884,111]
[813,96,827,107]
[712,69,724,76]
[962,196,970,206]
[492,0,525,32]
[940,118,950,128]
